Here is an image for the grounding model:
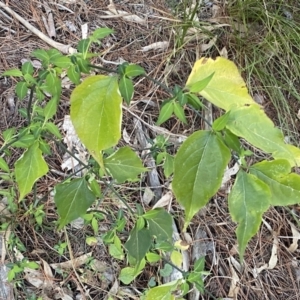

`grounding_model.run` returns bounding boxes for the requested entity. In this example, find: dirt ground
[1,0,300,299]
